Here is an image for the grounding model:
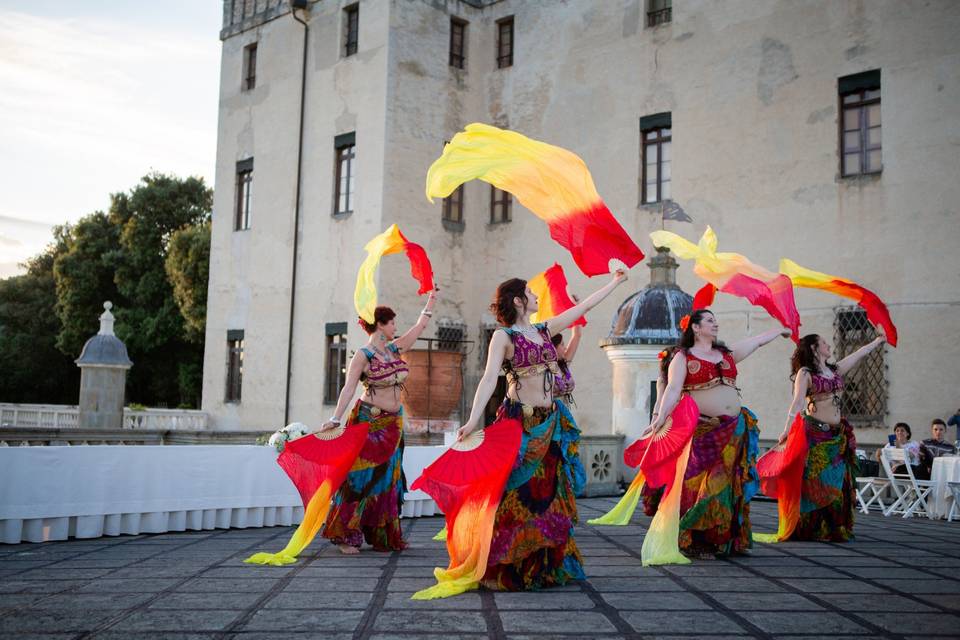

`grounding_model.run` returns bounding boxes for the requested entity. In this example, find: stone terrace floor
[1,498,959,640]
